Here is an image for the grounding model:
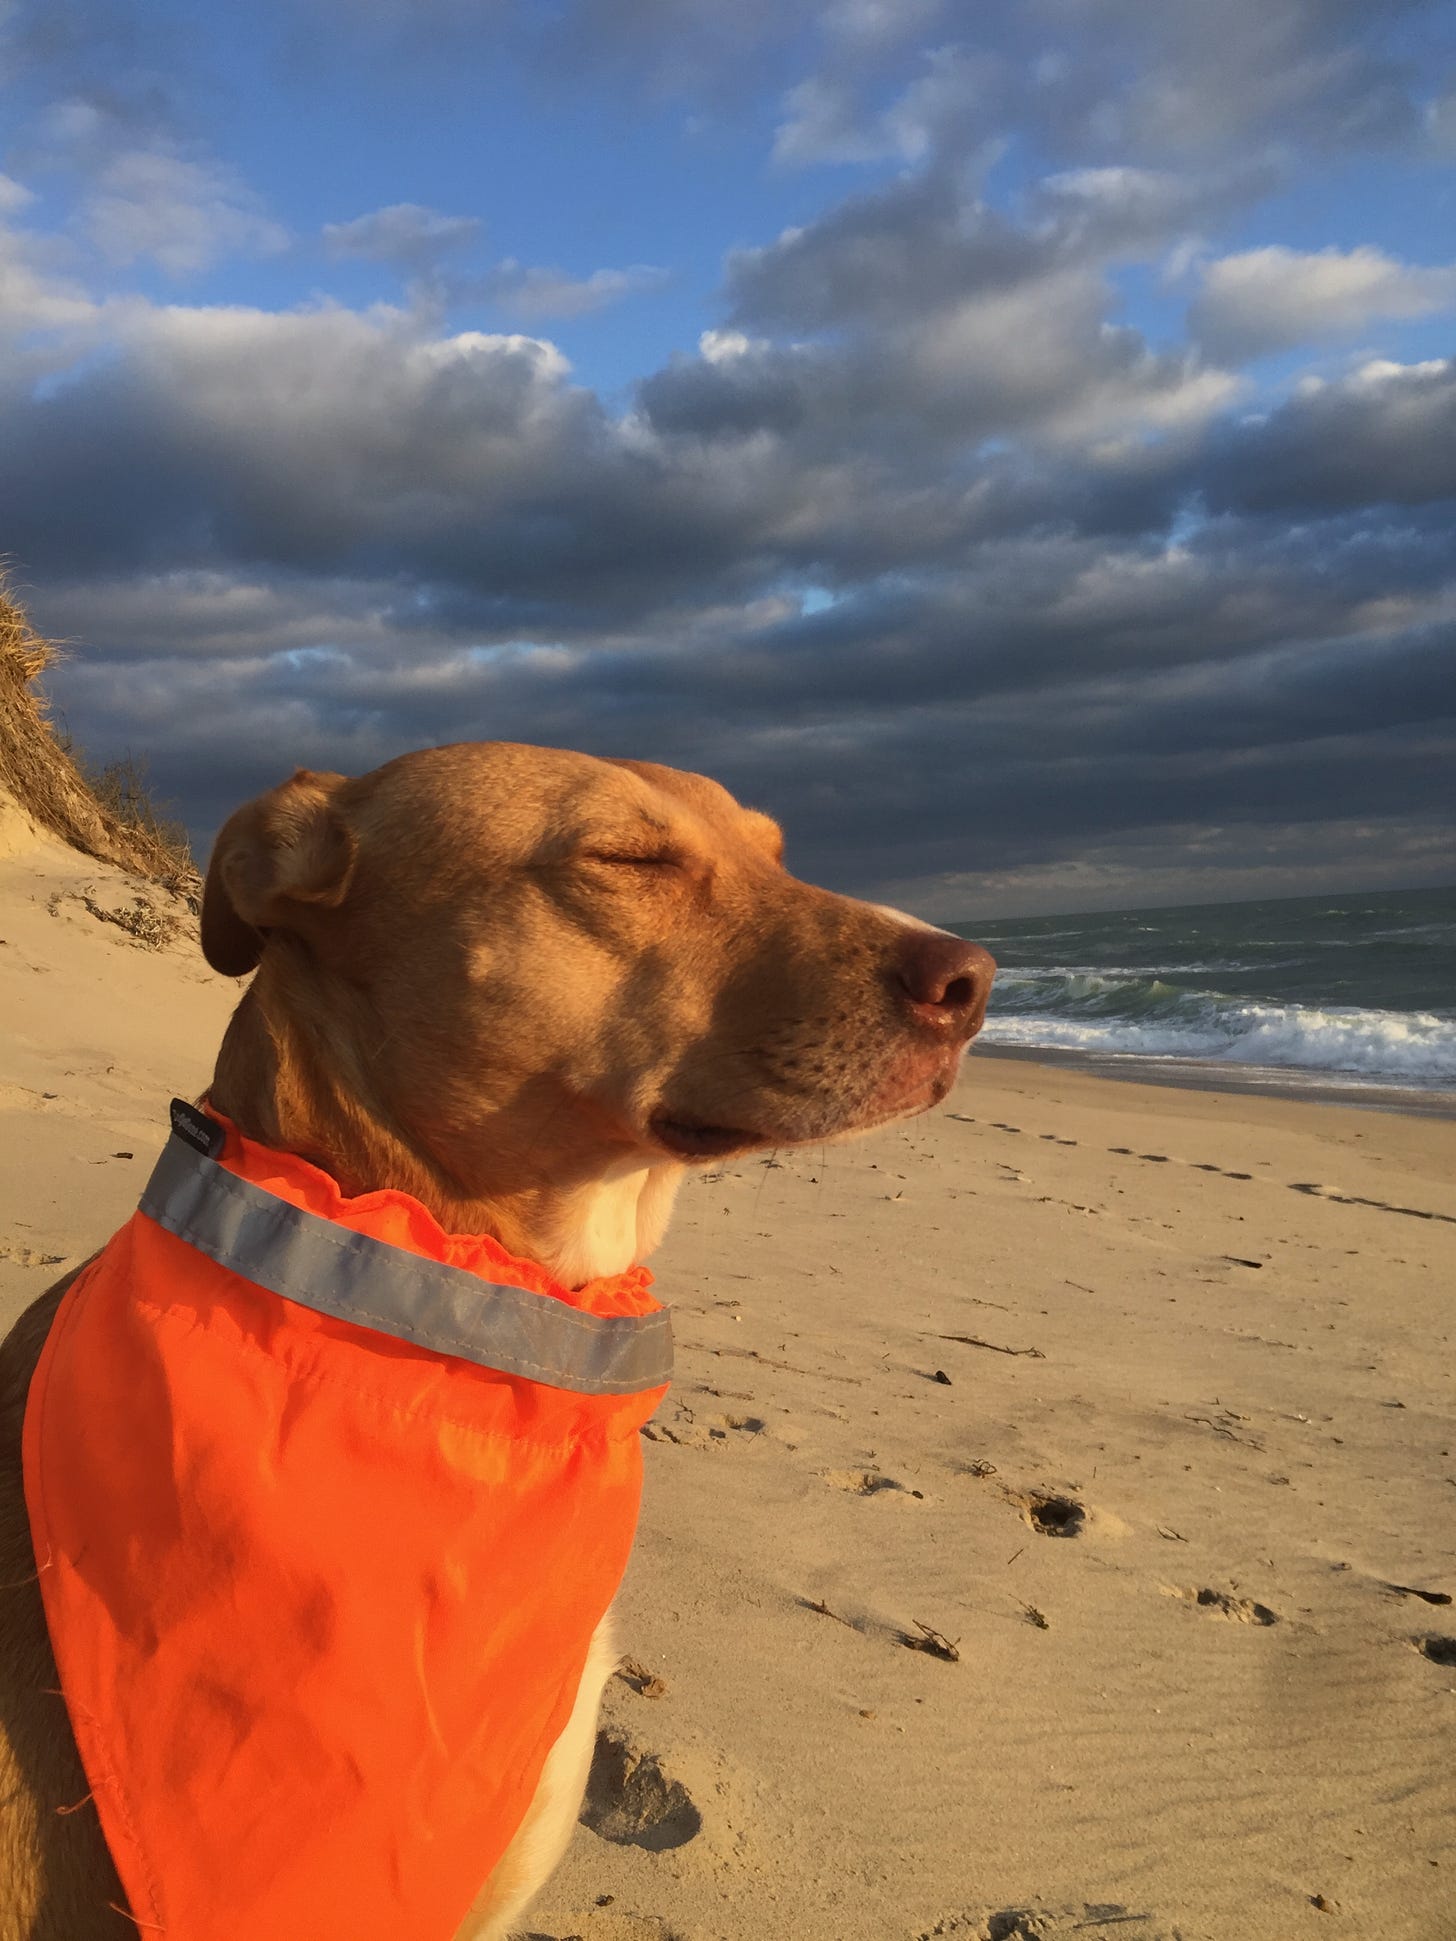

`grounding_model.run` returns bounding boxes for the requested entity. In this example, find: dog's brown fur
[0,742,992,1940]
